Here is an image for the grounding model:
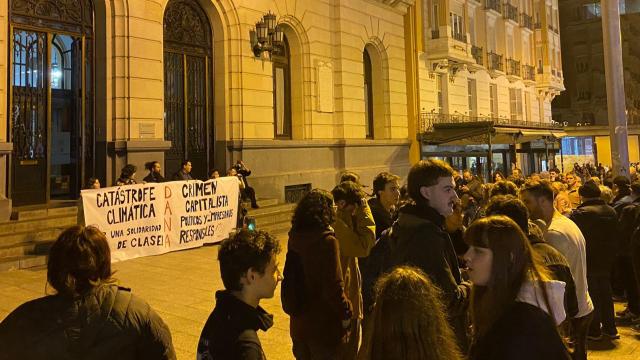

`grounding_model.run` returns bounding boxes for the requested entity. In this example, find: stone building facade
[410,0,565,177]
[1,0,414,207]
